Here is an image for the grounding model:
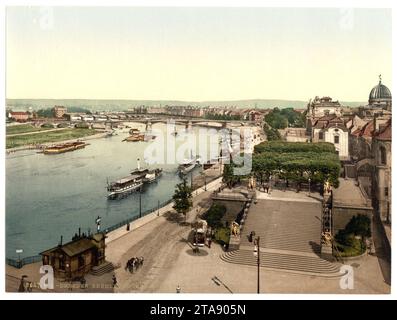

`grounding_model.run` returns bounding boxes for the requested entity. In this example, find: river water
[6,122,222,259]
